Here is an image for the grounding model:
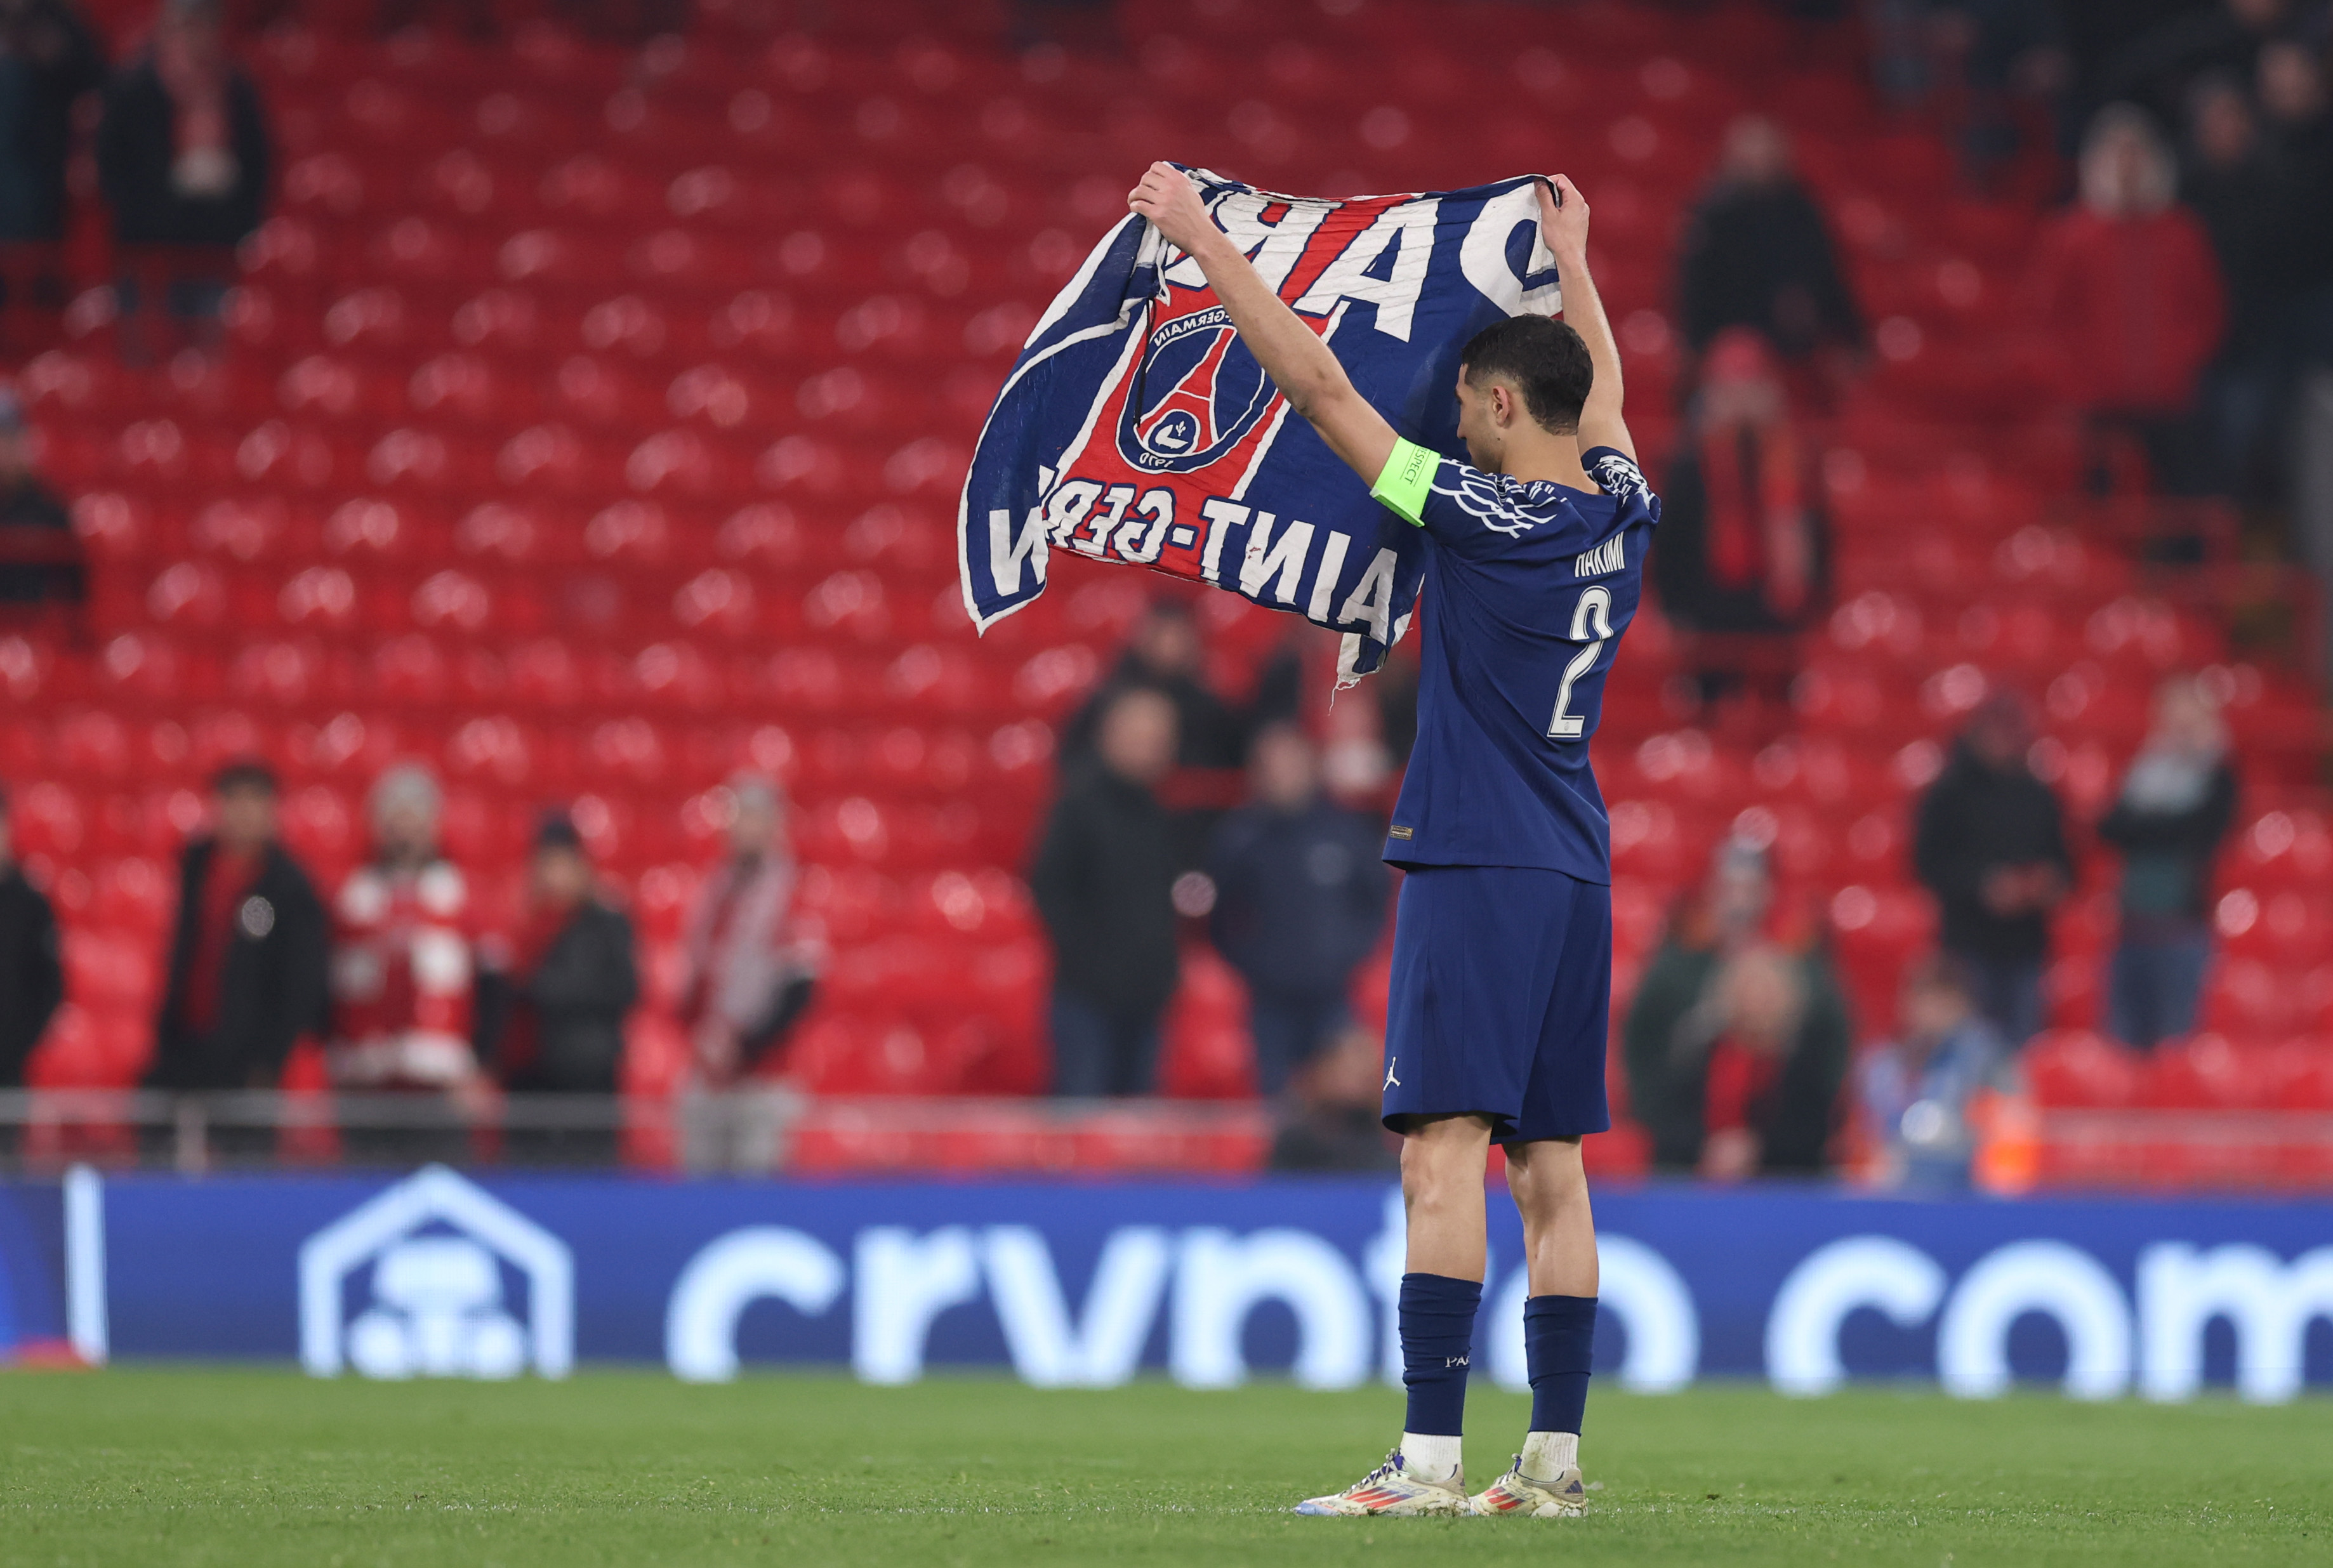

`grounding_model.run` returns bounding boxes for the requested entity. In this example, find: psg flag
[958,167,1563,677]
